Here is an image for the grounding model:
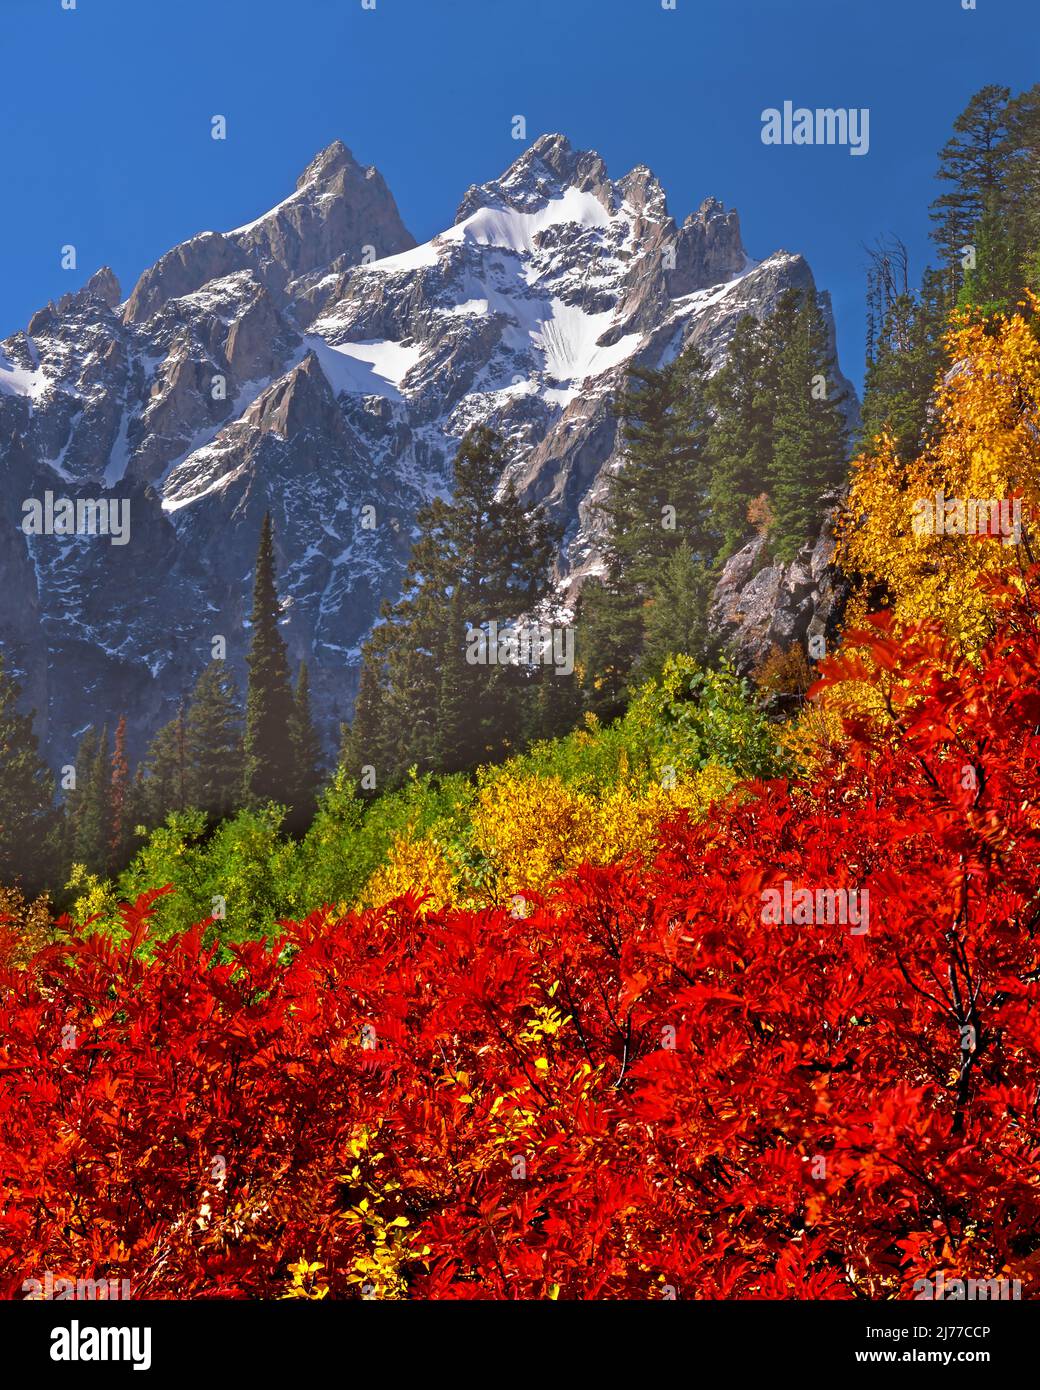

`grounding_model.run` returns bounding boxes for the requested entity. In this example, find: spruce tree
[958,194,1022,317]
[931,85,1014,270]
[1006,84,1040,286]
[434,586,479,774]
[0,655,58,894]
[108,715,133,873]
[576,577,646,721]
[70,725,111,874]
[185,662,243,822]
[340,658,384,795]
[638,543,718,680]
[523,644,583,747]
[242,513,297,805]
[705,315,774,559]
[599,344,712,589]
[860,269,948,463]
[287,662,323,830]
[138,705,188,827]
[349,427,557,783]
[768,291,849,563]
[580,344,712,710]
[65,725,97,867]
